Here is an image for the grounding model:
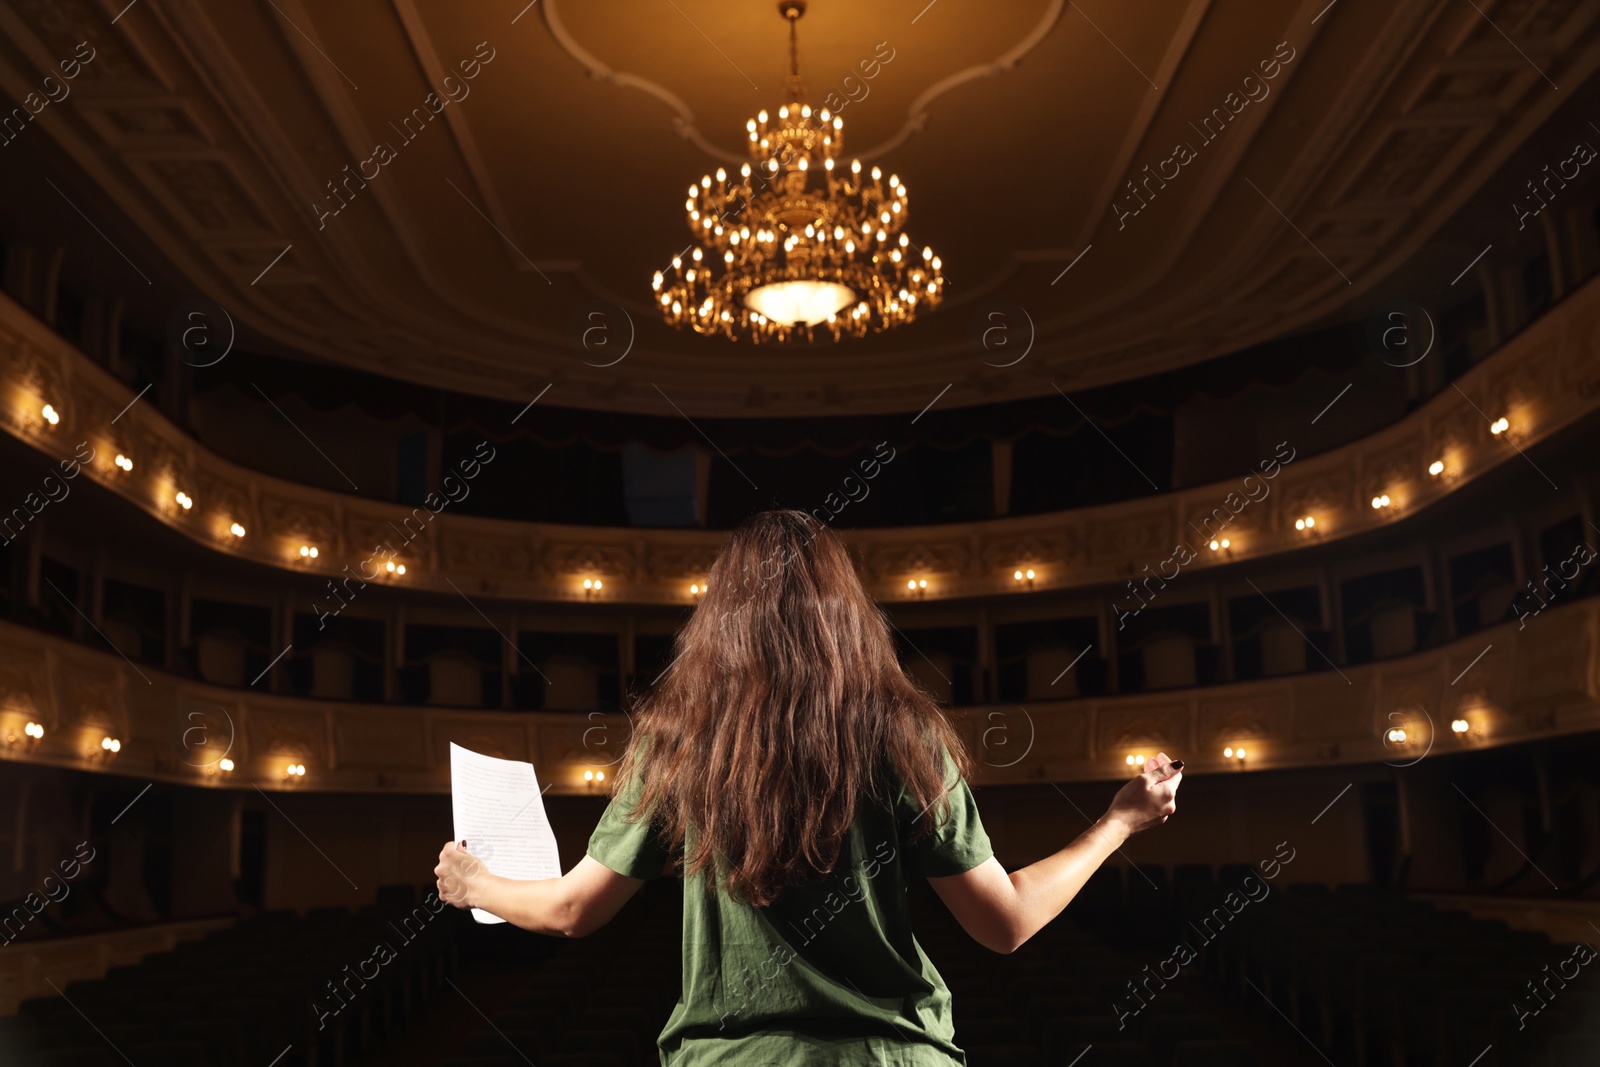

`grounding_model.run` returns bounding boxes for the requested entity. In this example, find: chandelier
[652,1,944,344]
